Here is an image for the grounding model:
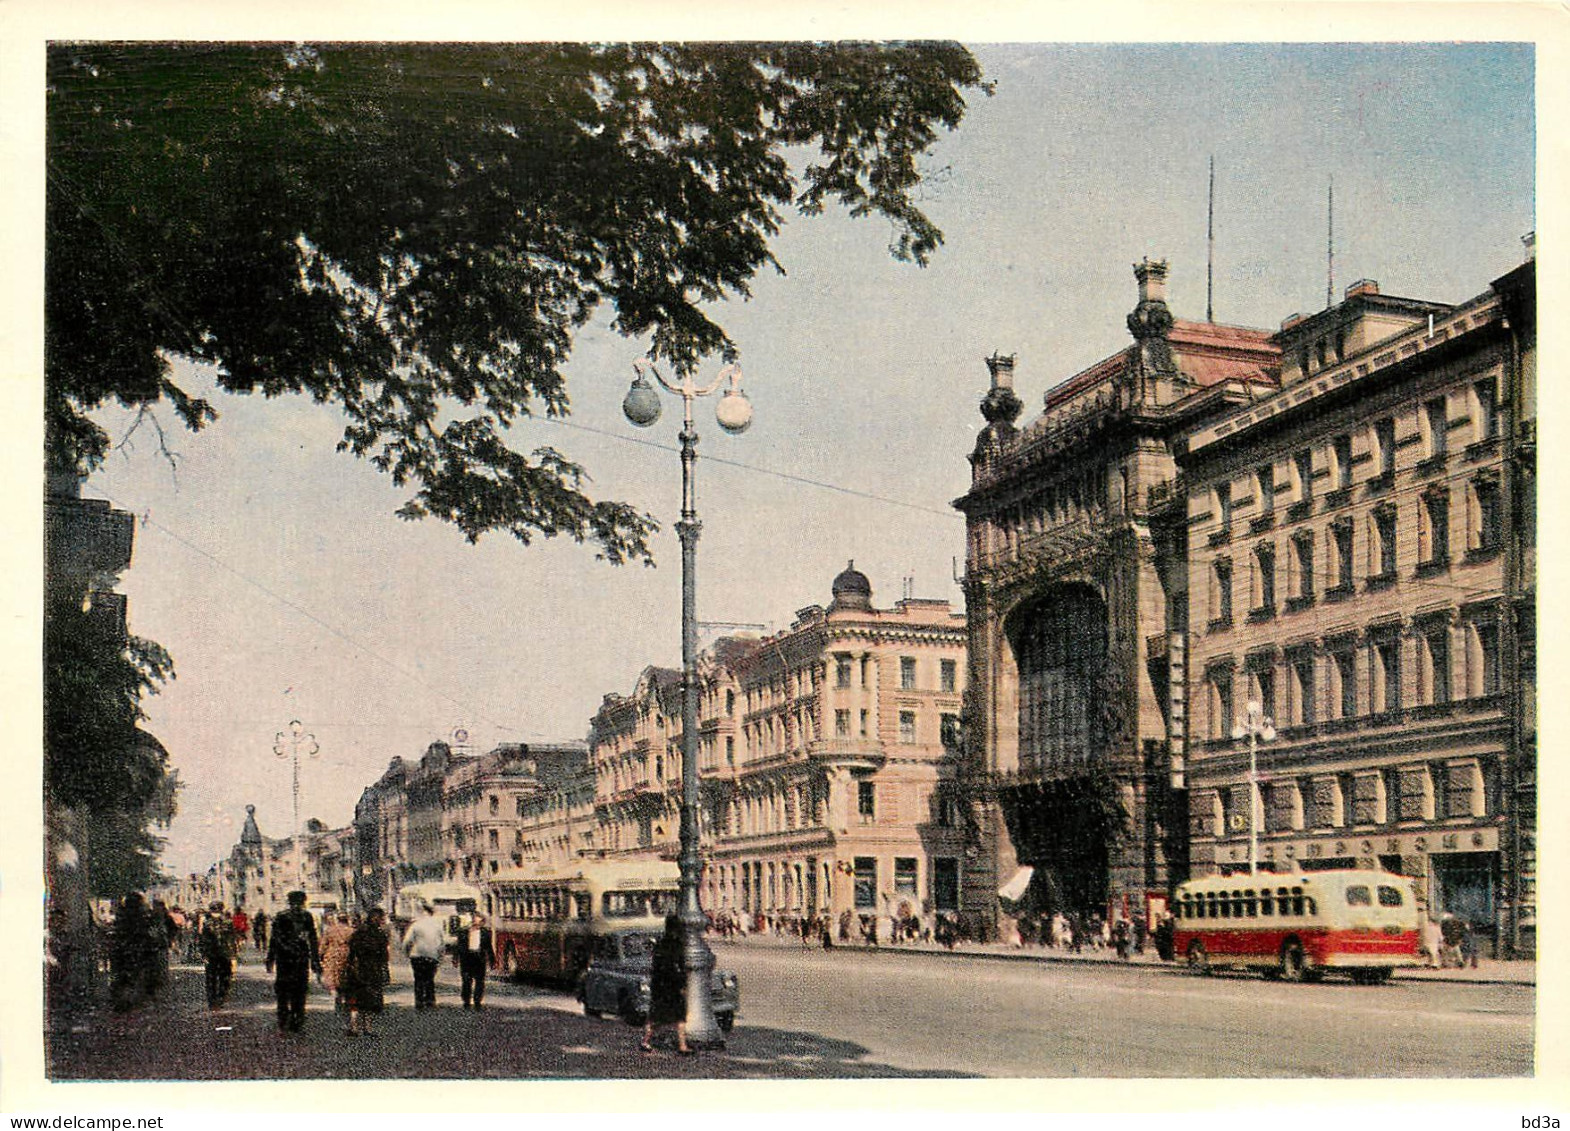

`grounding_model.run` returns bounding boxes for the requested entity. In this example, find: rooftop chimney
[985,351,1016,392]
